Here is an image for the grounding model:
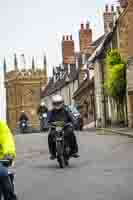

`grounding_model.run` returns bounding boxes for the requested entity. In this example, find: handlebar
[49,122,72,128]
